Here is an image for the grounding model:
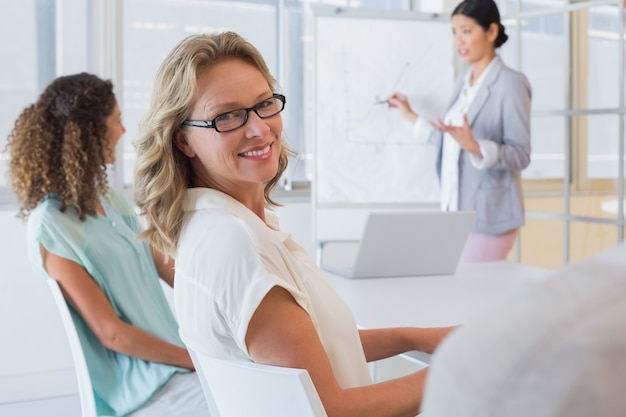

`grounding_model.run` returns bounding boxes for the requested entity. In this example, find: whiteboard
[313,11,455,205]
